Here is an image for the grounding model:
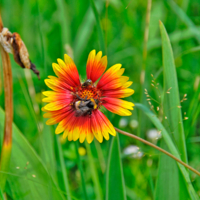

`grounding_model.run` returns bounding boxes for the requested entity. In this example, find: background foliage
[0,0,200,199]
